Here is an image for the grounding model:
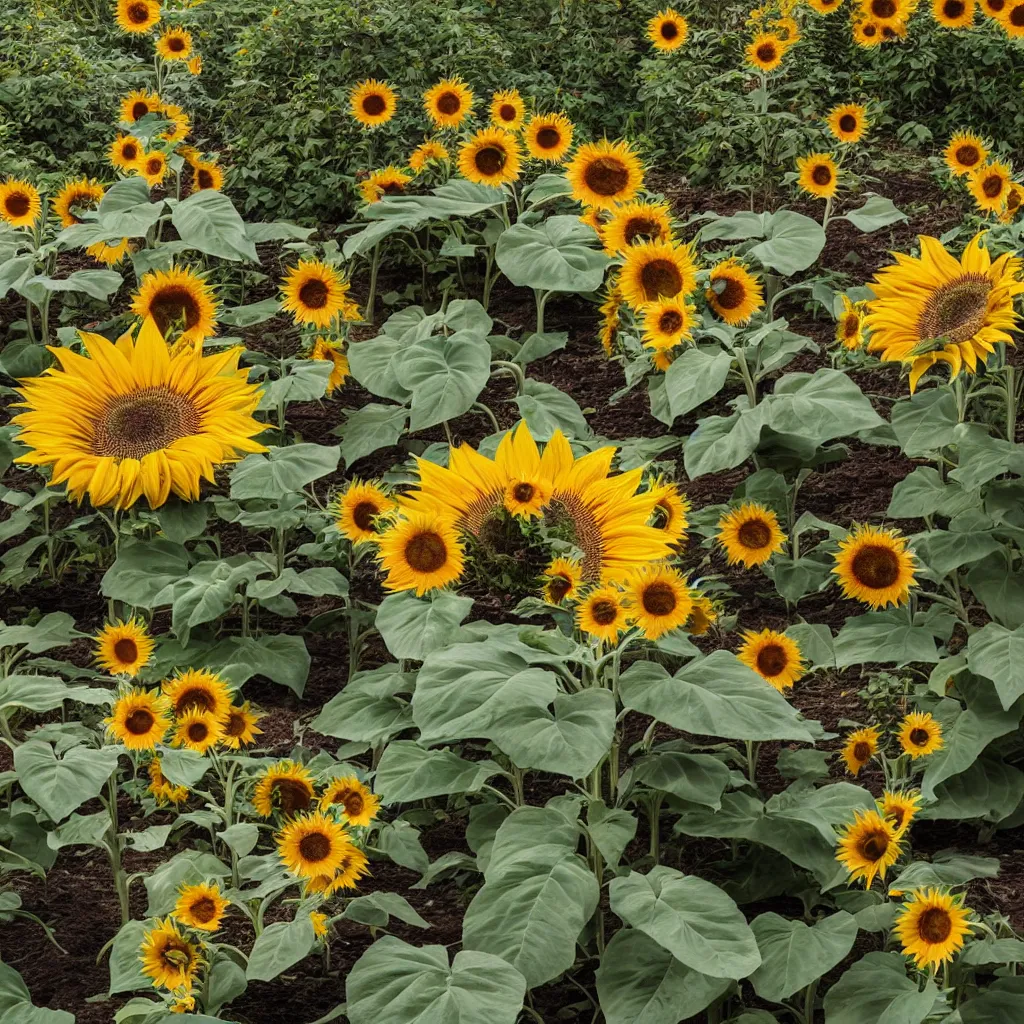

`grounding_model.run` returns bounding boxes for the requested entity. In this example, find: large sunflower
[826,103,868,144]
[490,89,525,130]
[109,134,144,172]
[717,502,786,567]
[619,239,698,310]
[139,918,202,990]
[155,27,192,61]
[836,809,903,888]
[115,0,160,34]
[968,160,1013,214]
[601,199,673,255]
[335,479,395,544]
[119,89,162,125]
[898,711,944,758]
[376,512,466,595]
[458,127,522,187]
[173,709,225,753]
[932,0,976,25]
[865,233,1024,391]
[623,566,693,640]
[523,113,575,163]
[309,337,349,395]
[879,789,921,833]
[106,688,170,750]
[95,618,155,677]
[281,259,354,328]
[565,139,645,210]
[320,776,380,827]
[641,296,696,351]
[944,131,988,176]
[832,524,918,608]
[0,179,41,229]
[647,8,689,50]
[13,318,264,509]
[745,32,786,71]
[277,811,353,879]
[359,166,412,205]
[836,294,867,350]
[895,890,972,968]
[1003,0,1024,33]
[706,258,764,325]
[737,629,805,692]
[859,0,908,23]
[253,760,316,817]
[577,586,629,643]
[349,79,397,127]
[796,152,839,199]
[53,179,104,228]
[541,556,583,604]
[222,702,263,750]
[409,139,449,173]
[423,77,474,128]
[174,882,228,932]
[840,725,881,776]
[131,266,218,349]
[162,669,233,721]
